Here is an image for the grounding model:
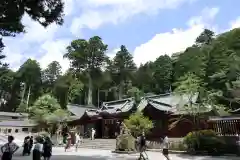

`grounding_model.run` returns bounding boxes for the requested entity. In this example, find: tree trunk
[87,74,93,105]
[20,83,26,104]
[97,88,100,108]
[26,85,31,110]
[118,80,124,100]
